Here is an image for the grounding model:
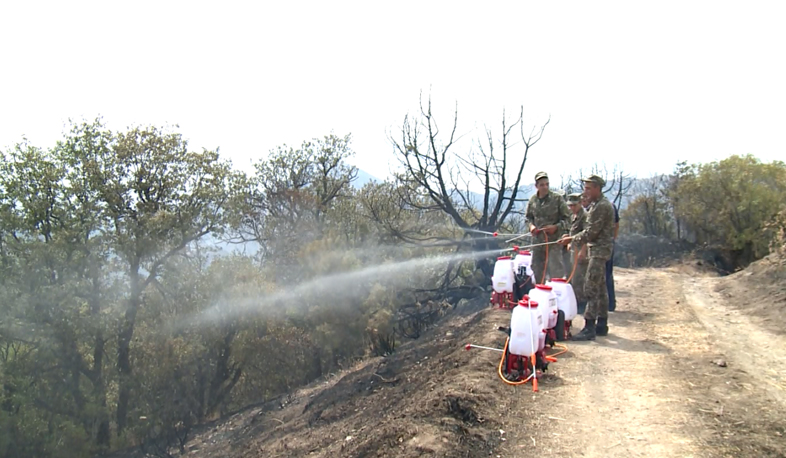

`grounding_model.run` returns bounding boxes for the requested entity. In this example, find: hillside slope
[147,298,509,457]
[108,265,786,458]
